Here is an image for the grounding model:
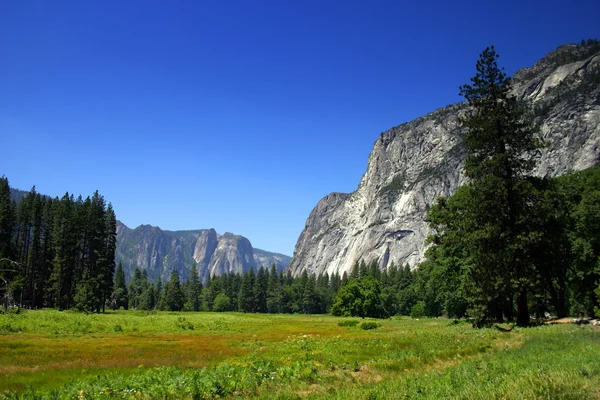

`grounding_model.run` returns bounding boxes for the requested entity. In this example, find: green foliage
[238,267,256,312]
[595,282,600,316]
[175,316,194,330]
[359,321,380,330]
[0,177,14,261]
[164,270,184,312]
[331,276,388,318]
[111,263,128,310]
[128,267,154,310]
[380,173,405,195]
[213,293,231,312]
[73,278,100,313]
[184,263,202,312]
[337,319,359,327]
[410,302,426,318]
[0,184,117,311]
